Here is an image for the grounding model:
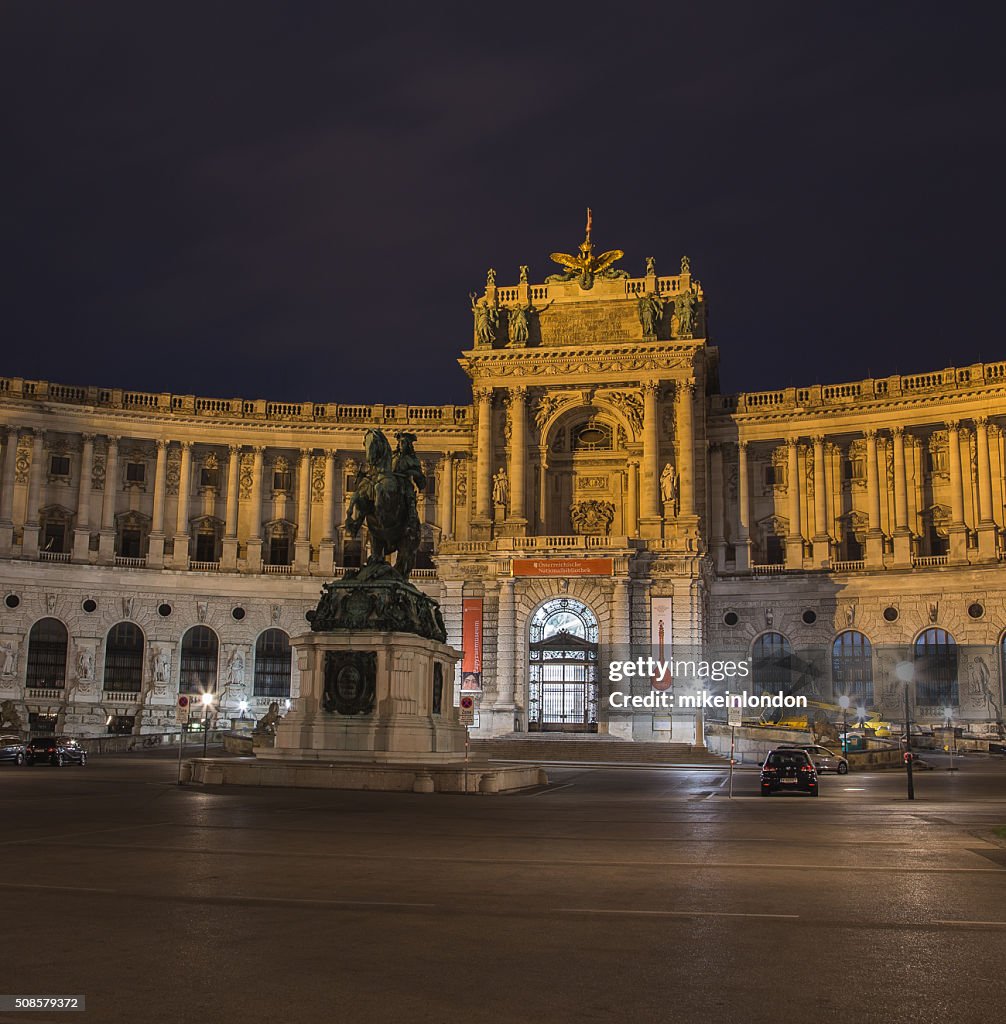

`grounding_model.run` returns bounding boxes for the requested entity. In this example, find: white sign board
[728,705,742,728]
[176,695,191,724]
[459,694,476,727]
